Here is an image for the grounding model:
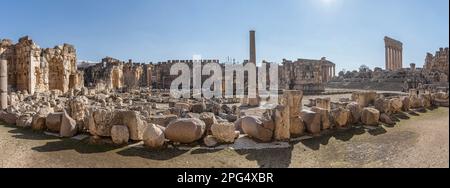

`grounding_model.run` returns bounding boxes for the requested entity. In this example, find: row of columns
[385,46,403,71]
[1,59,7,110]
[323,65,335,82]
